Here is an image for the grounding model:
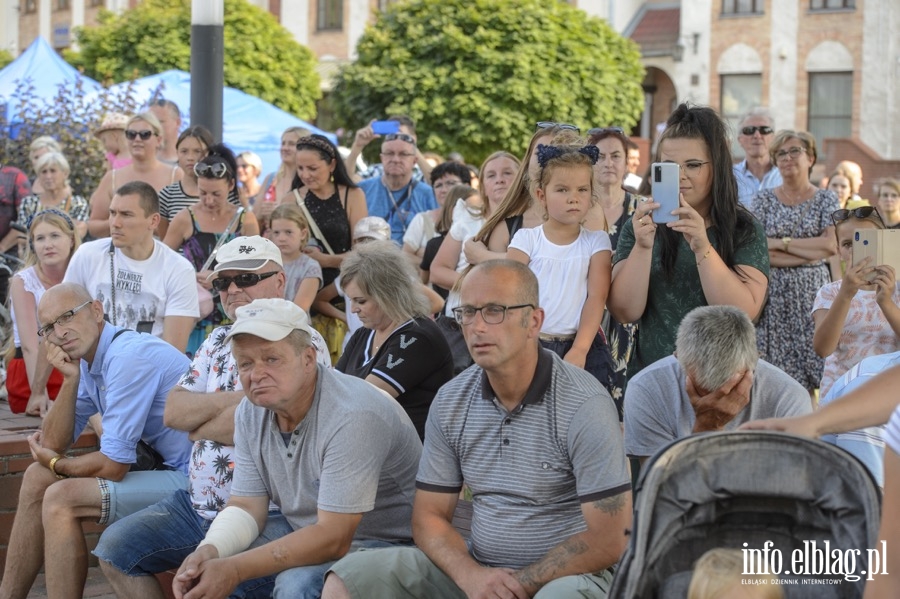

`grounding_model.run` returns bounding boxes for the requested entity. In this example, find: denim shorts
[96,469,188,525]
[540,332,614,393]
